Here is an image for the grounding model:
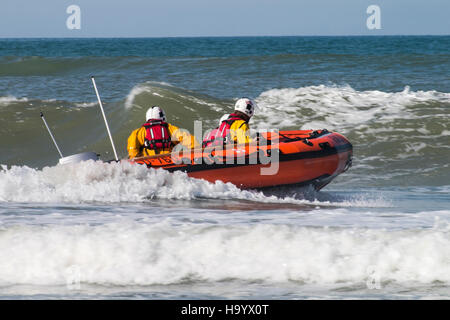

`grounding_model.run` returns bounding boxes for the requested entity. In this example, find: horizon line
[0,34,449,39]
